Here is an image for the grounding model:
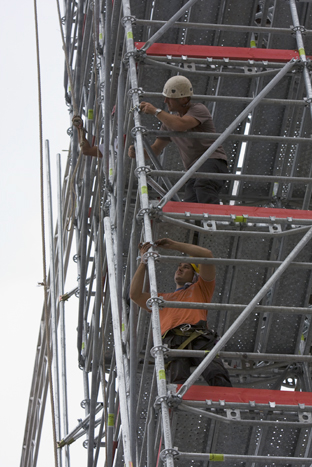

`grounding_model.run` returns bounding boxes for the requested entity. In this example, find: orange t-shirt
[159,277,215,335]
